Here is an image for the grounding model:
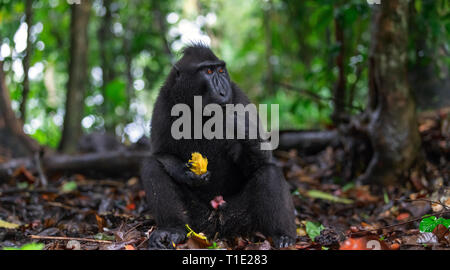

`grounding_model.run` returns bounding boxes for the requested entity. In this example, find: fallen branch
[0,150,151,181]
[278,130,340,154]
[1,130,340,181]
[29,235,112,244]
